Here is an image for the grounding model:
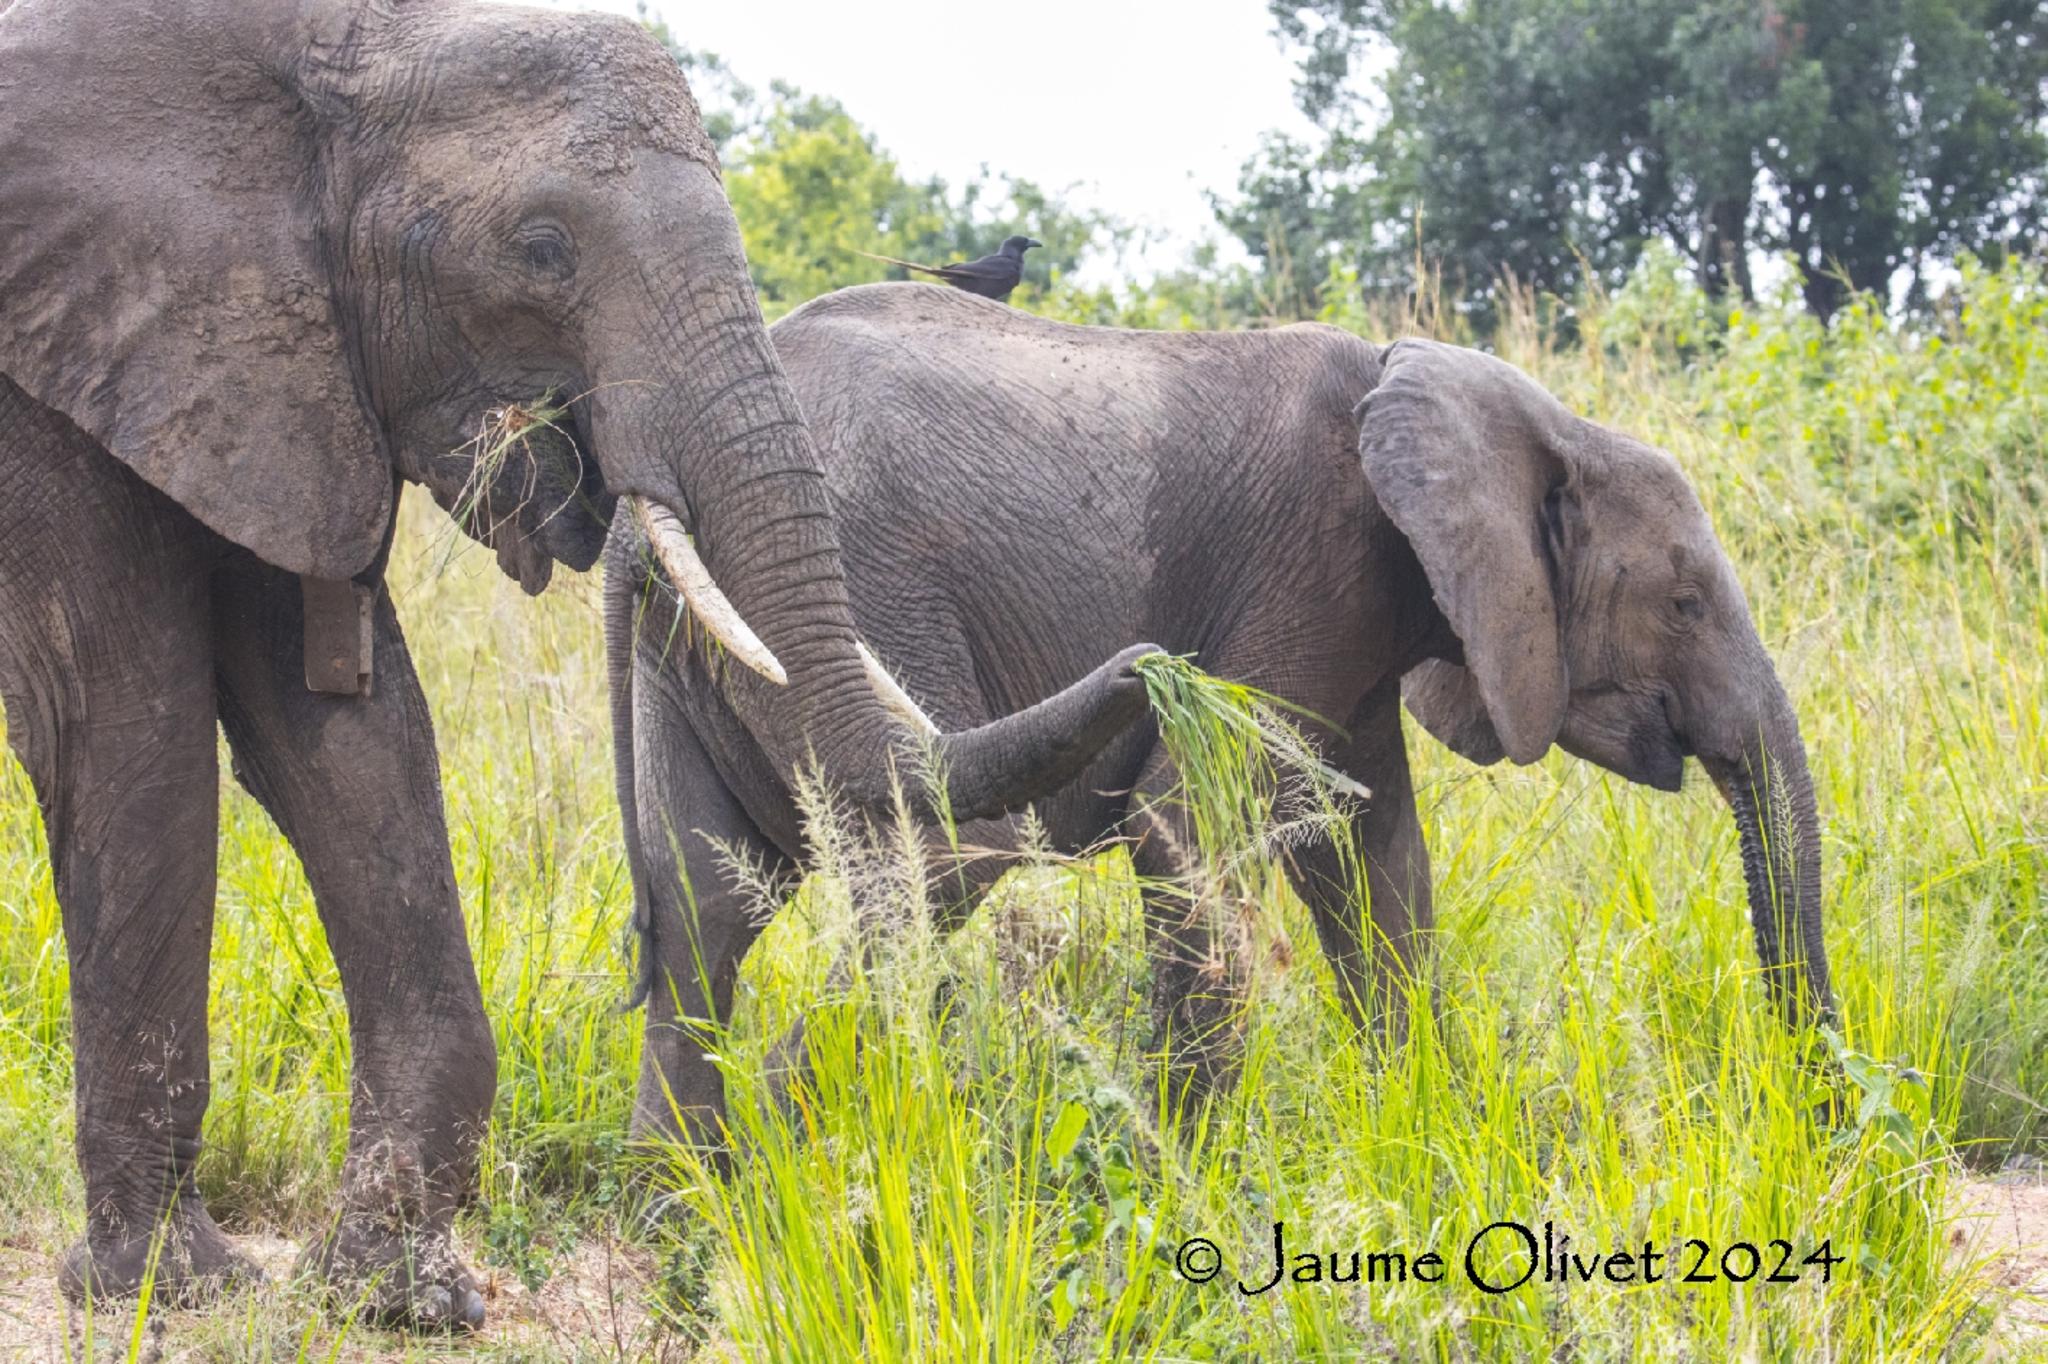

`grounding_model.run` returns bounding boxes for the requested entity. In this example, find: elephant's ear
[0,1,389,579]
[1400,659,1508,765]
[1359,339,1571,766]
